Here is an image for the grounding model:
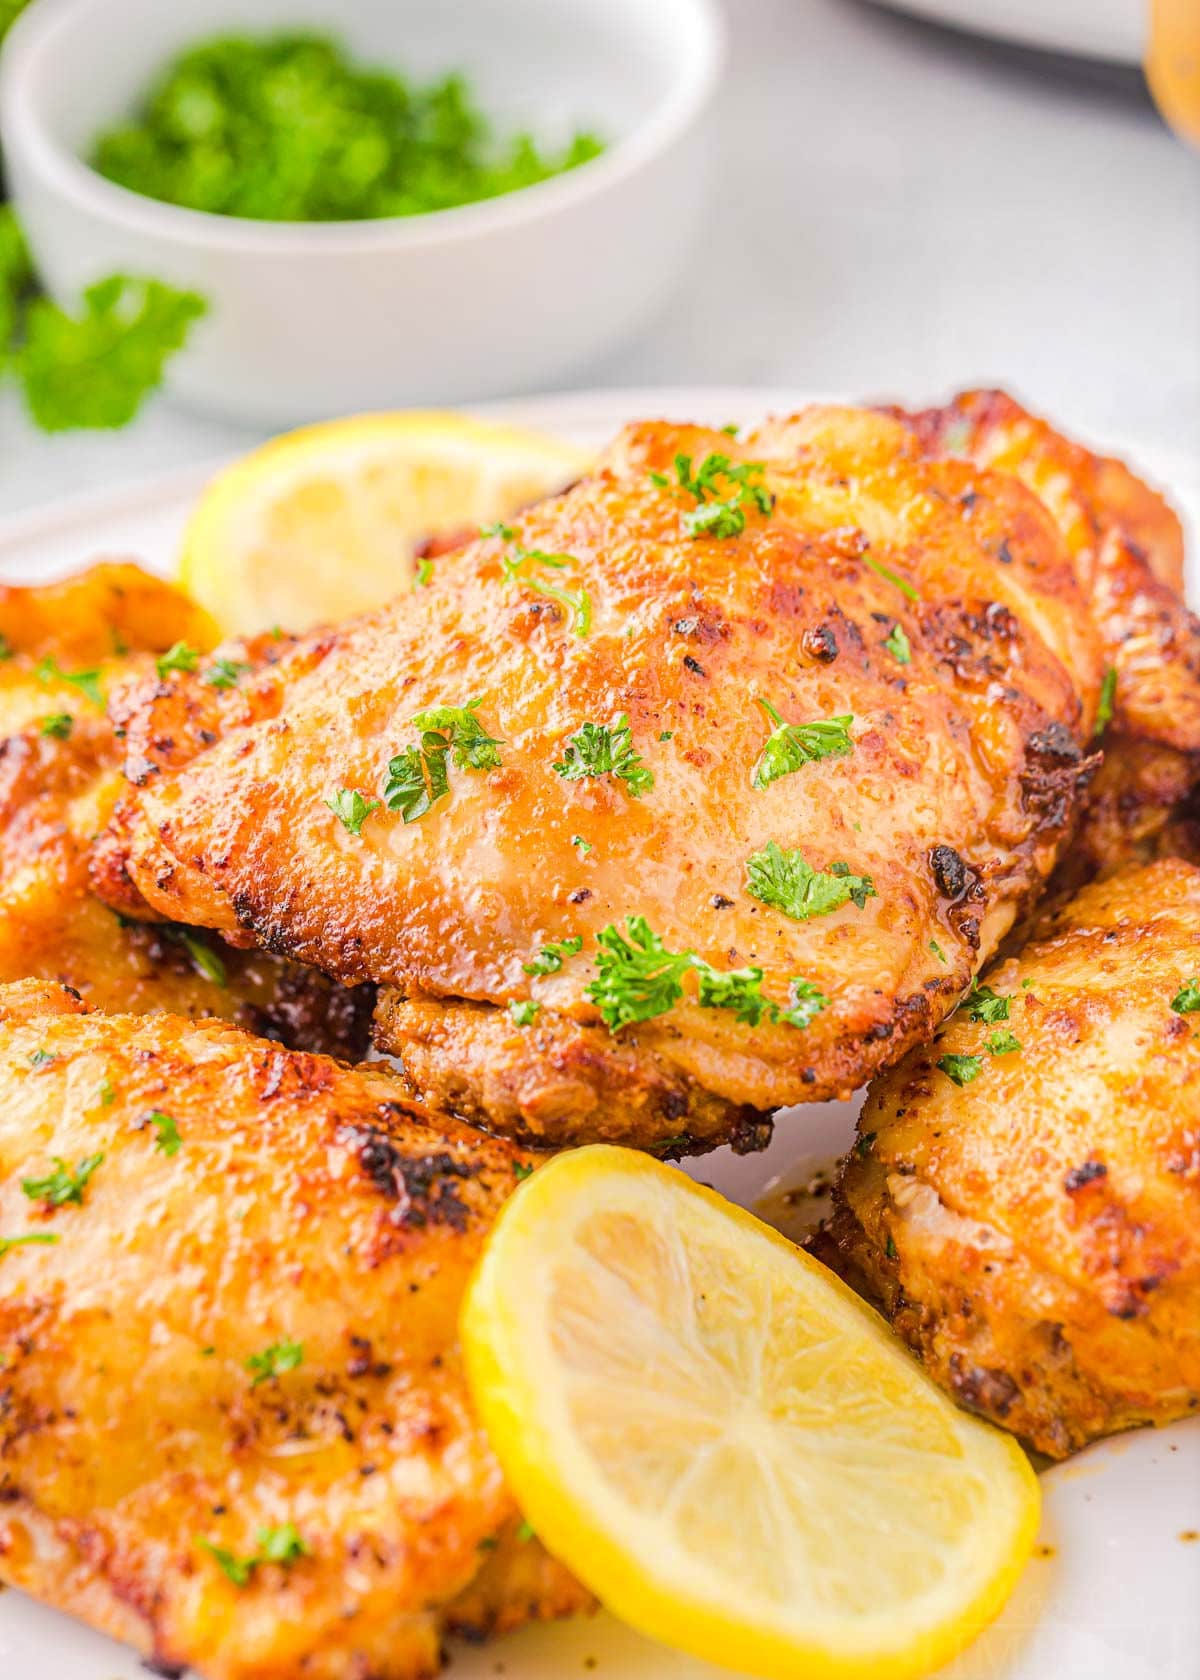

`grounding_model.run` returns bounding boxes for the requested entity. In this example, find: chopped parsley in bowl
[90,32,605,223]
